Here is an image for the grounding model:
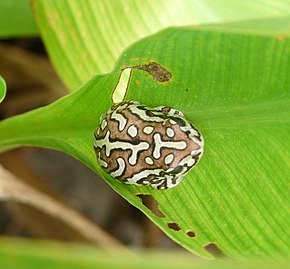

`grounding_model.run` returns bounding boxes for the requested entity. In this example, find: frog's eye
[93,101,204,190]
